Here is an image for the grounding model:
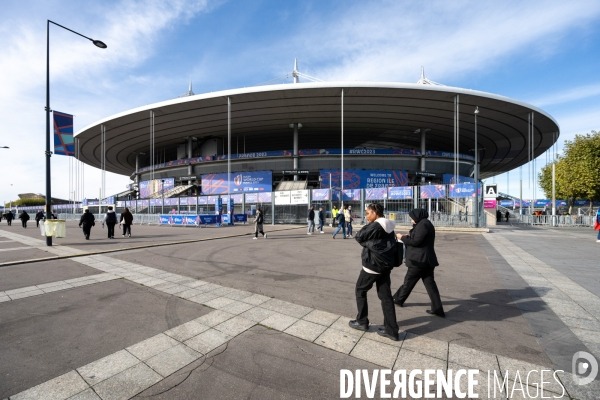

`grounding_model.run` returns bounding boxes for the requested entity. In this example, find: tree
[538,130,600,211]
